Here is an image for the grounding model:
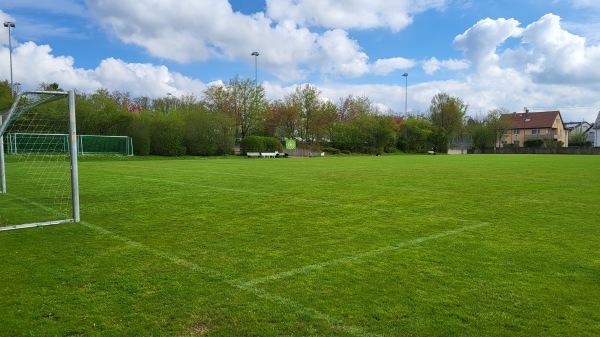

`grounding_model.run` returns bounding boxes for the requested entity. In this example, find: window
[532,129,540,135]
[513,140,520,146]
[513,130,520,135]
